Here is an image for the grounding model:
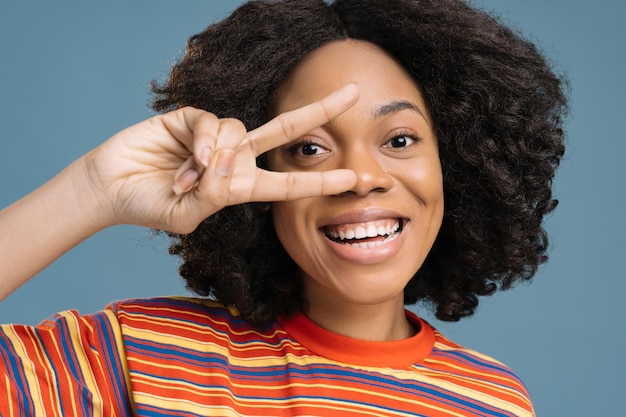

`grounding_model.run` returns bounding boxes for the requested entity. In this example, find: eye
[287,140,329,157]
[383,134,418,149]
[301,143,323,156]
